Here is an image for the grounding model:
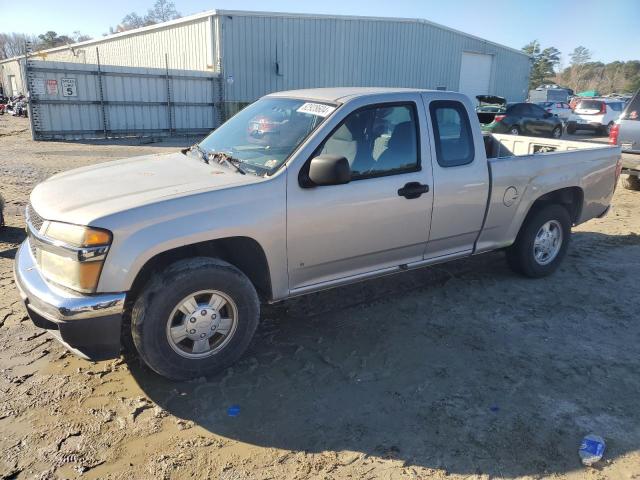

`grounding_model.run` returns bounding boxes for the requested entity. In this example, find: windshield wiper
[209,151,246,175]
[185,144,210,164]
